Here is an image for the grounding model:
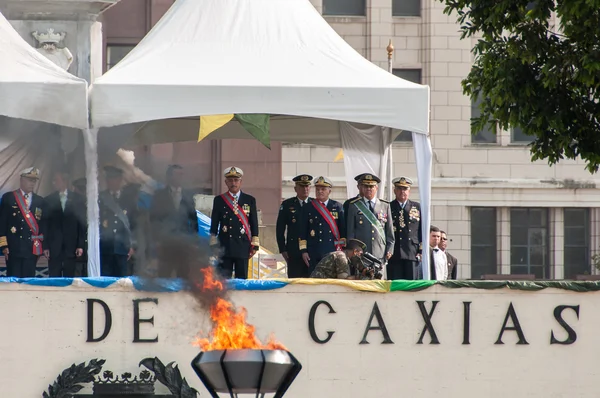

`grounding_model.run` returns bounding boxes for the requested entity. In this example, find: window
[393,69,422,142]
[511,126,535,144]
[323,0,365,16]
[471,97,497,143]
[510,208,549,278]
[564,208,590,279]
[106,45,135,70]
[393,0,421,16]
[471,207,497,279]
